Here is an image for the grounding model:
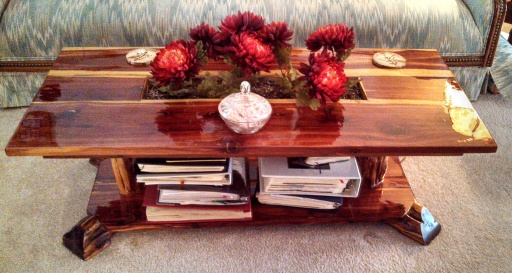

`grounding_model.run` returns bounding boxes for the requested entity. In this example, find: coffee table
[5,47,497,260]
